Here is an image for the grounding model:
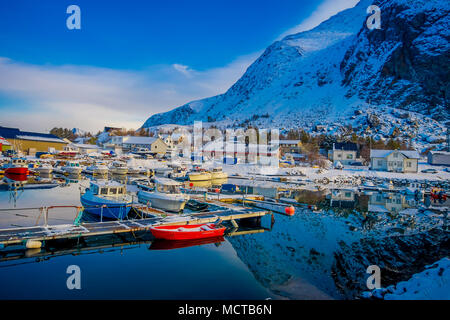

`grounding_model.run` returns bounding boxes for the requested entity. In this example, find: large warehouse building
[0,126,68,155]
